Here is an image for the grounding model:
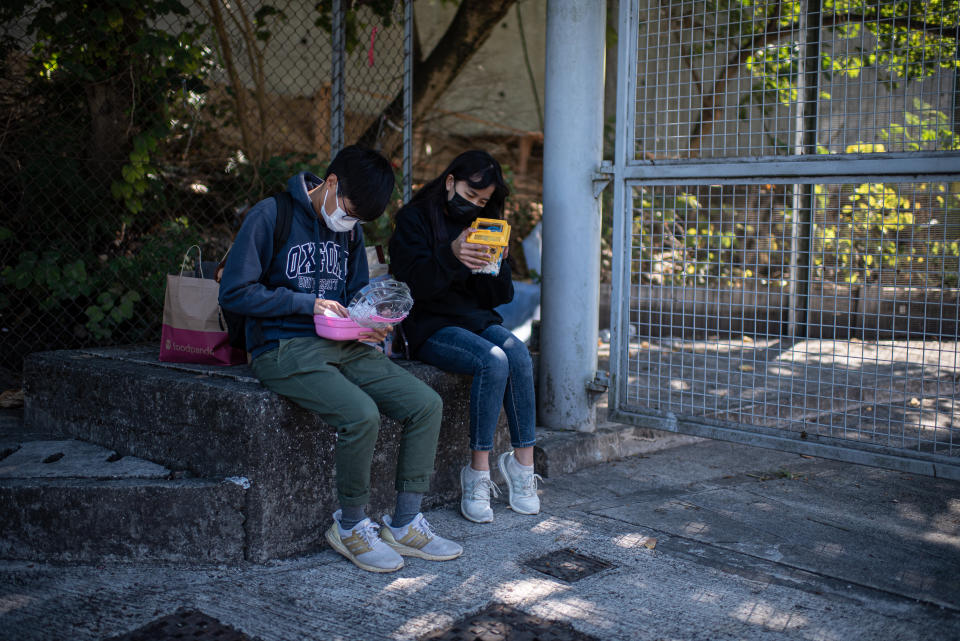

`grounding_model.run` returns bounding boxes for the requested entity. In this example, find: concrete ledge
[20,346,692,564]
[23,345,510,562]
[534,423,700,478]
[0,478,246,563]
